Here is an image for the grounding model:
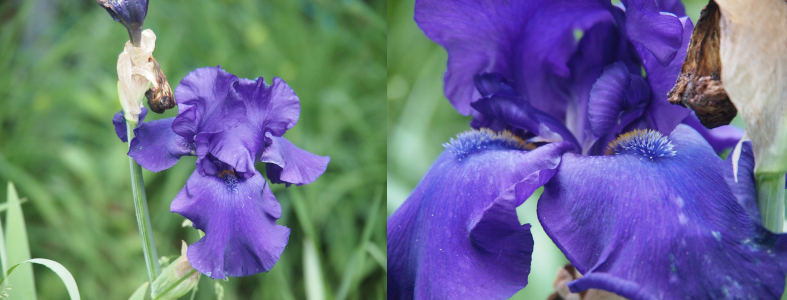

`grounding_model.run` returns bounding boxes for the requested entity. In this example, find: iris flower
[387,0,783,298]
[114,66,329,279]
